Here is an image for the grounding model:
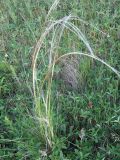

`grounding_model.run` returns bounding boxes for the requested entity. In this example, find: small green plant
[0,62,12,96]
